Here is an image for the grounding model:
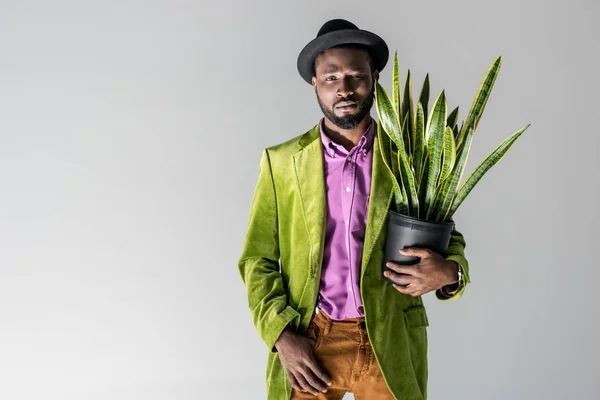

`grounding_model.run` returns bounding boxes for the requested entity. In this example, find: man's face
[312,47,379,130]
